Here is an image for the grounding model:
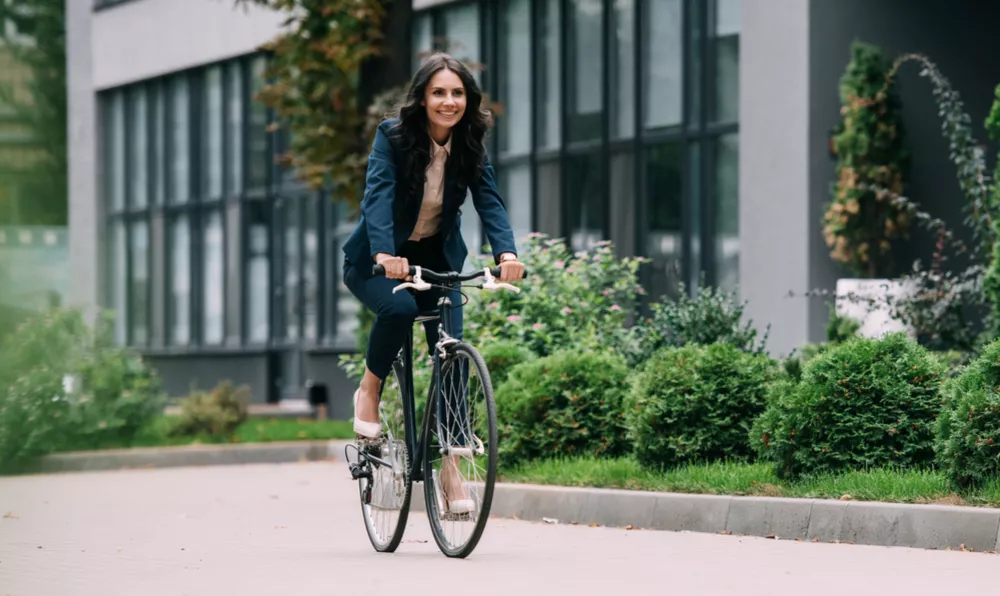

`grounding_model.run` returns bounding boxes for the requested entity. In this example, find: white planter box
[835,278,916,339]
